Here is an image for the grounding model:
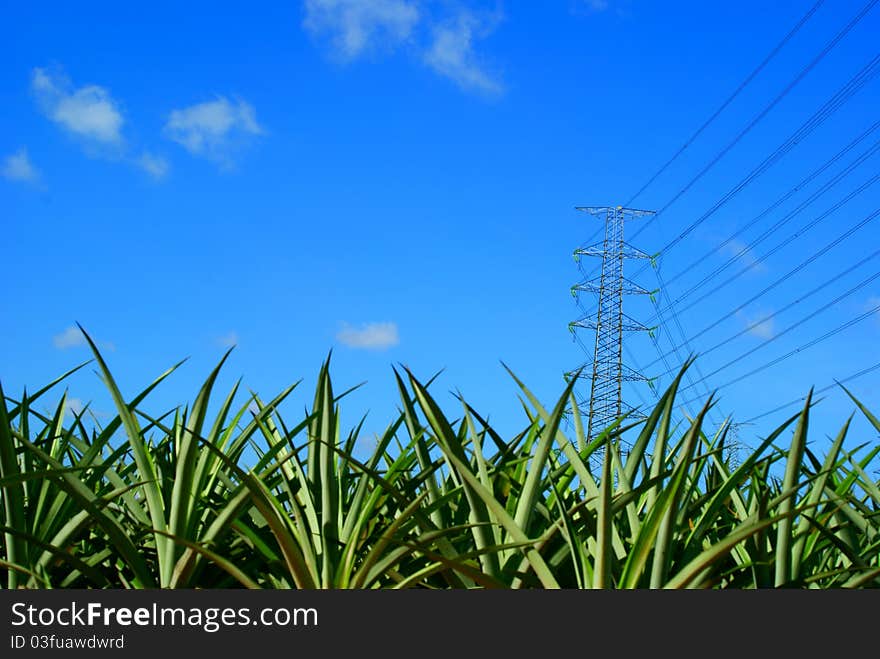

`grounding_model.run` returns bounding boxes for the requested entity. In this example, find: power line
[648,247,880,373]
[661,120,880,292]
[570,1,880,428]
[577,50,880,317]
[678,302,880,409]
[640,298,702,420]
[644,207,880,370]
[643,51,880,257]
[647,169,880,323]
[742,360,880,423]
[669,267,880,387]
[649,267,723,425]
[584,0,868,286]
[629,0,880,244]
[625,0,829,206]
[641,145,880,366]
